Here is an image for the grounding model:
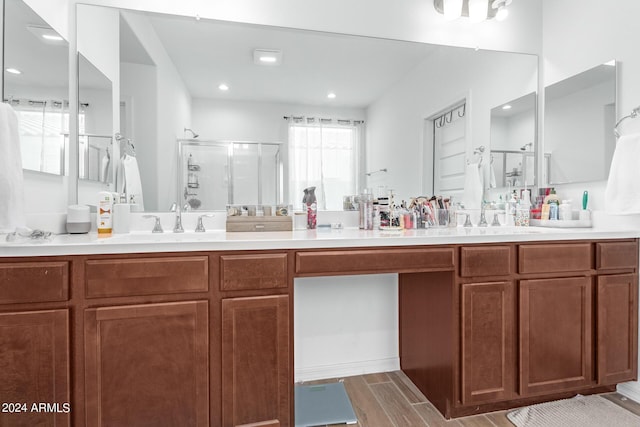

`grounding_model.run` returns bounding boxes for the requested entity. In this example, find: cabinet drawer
[220,253,288,291]
[519,243,592,274]
[0,261,69,304]
[460,246,512,277]
[295,247,454,276]
[597,241,638,271]
[85,256,208,298]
